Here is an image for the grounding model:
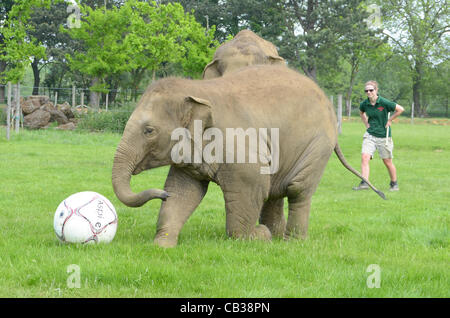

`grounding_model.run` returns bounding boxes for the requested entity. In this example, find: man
[353,80,404,191]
